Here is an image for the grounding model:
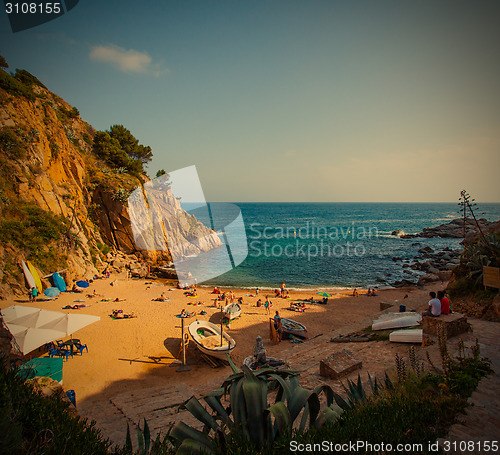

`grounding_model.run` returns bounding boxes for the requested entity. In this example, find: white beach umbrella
[39,313,100,337]
[1,305,40,322]
[4,322,67,355]
[6,309,65,329]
